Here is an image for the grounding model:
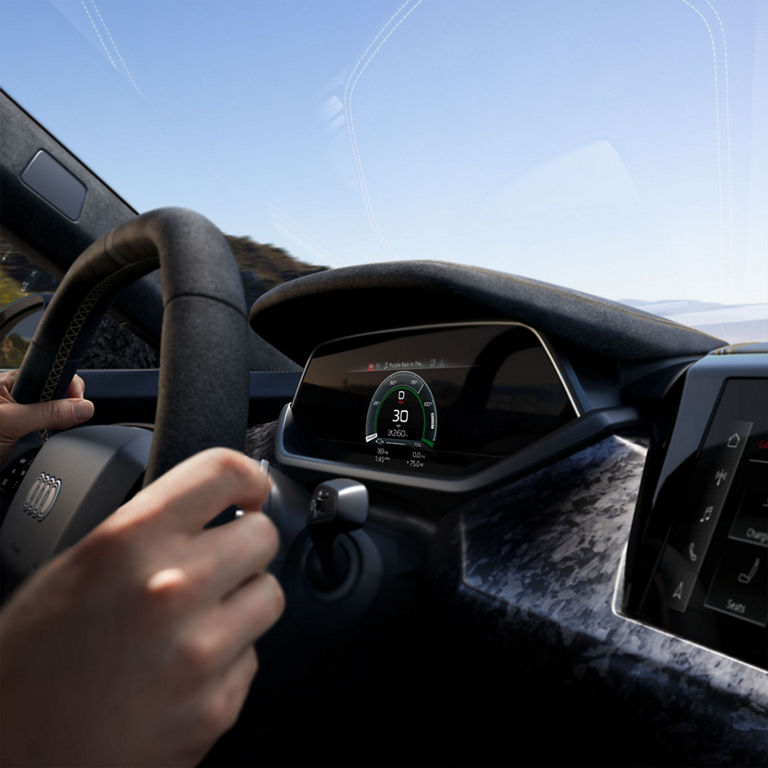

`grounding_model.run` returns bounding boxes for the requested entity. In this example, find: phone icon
[688,542,697,562]
[737,558,760,585]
